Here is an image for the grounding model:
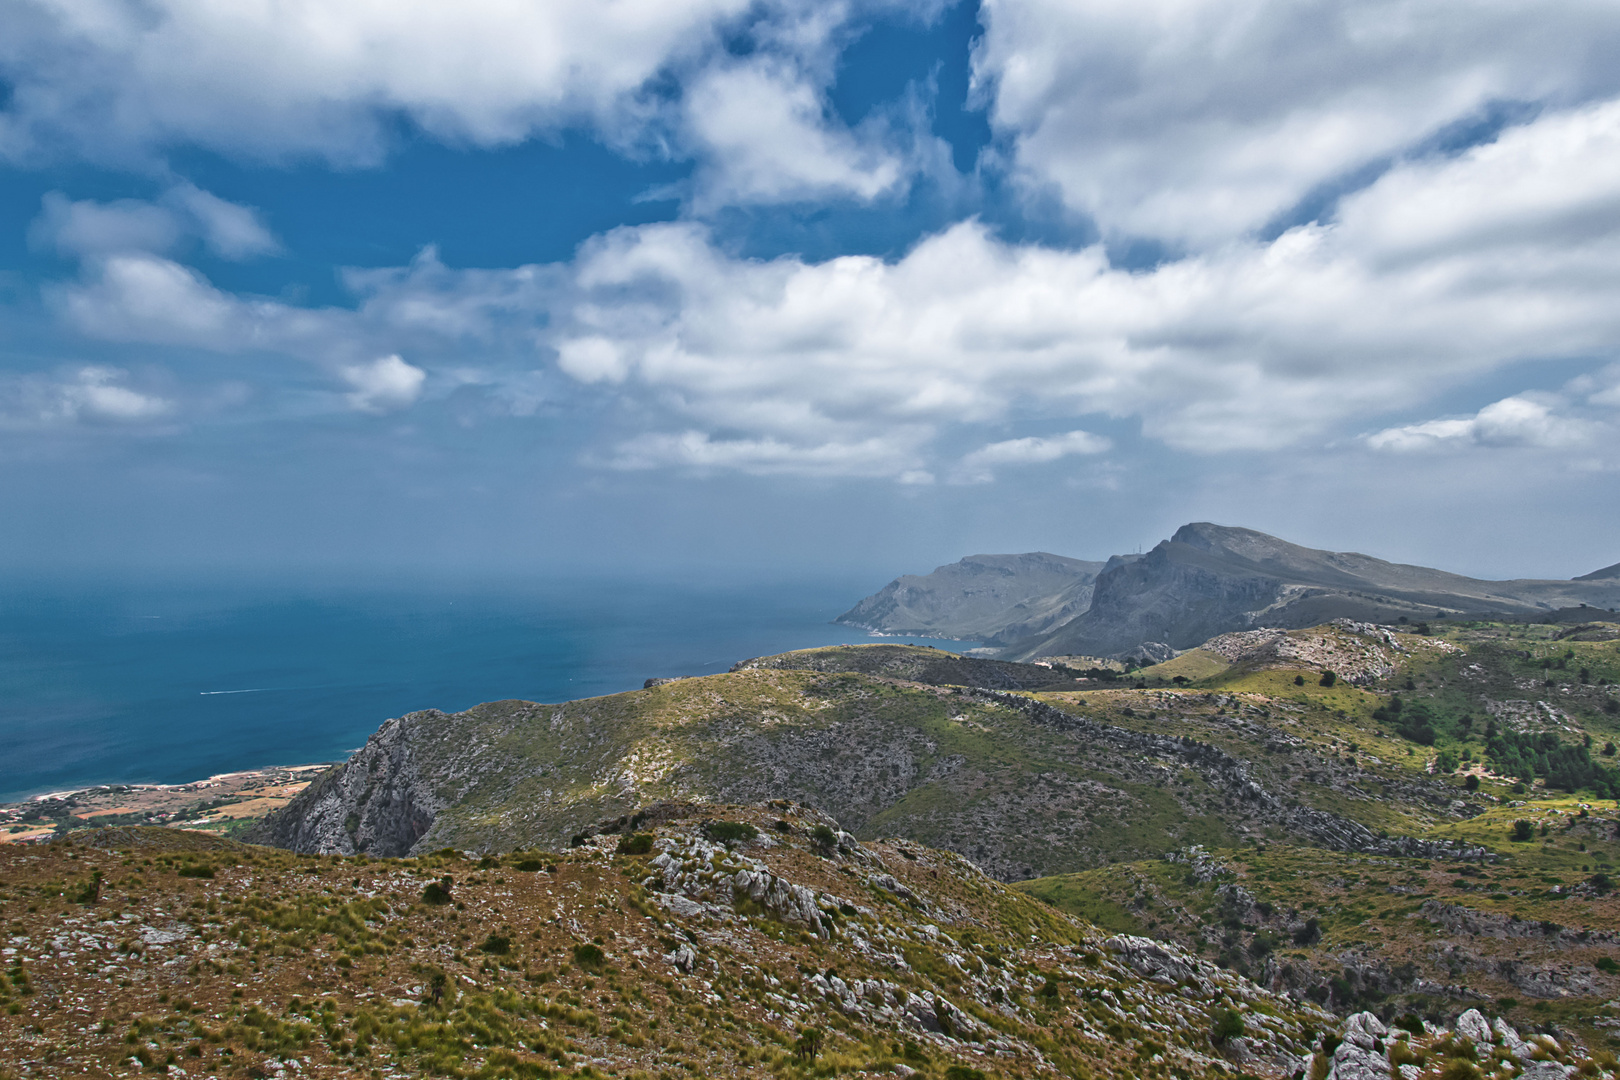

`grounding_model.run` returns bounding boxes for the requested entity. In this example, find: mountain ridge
[841,523,1620,660]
